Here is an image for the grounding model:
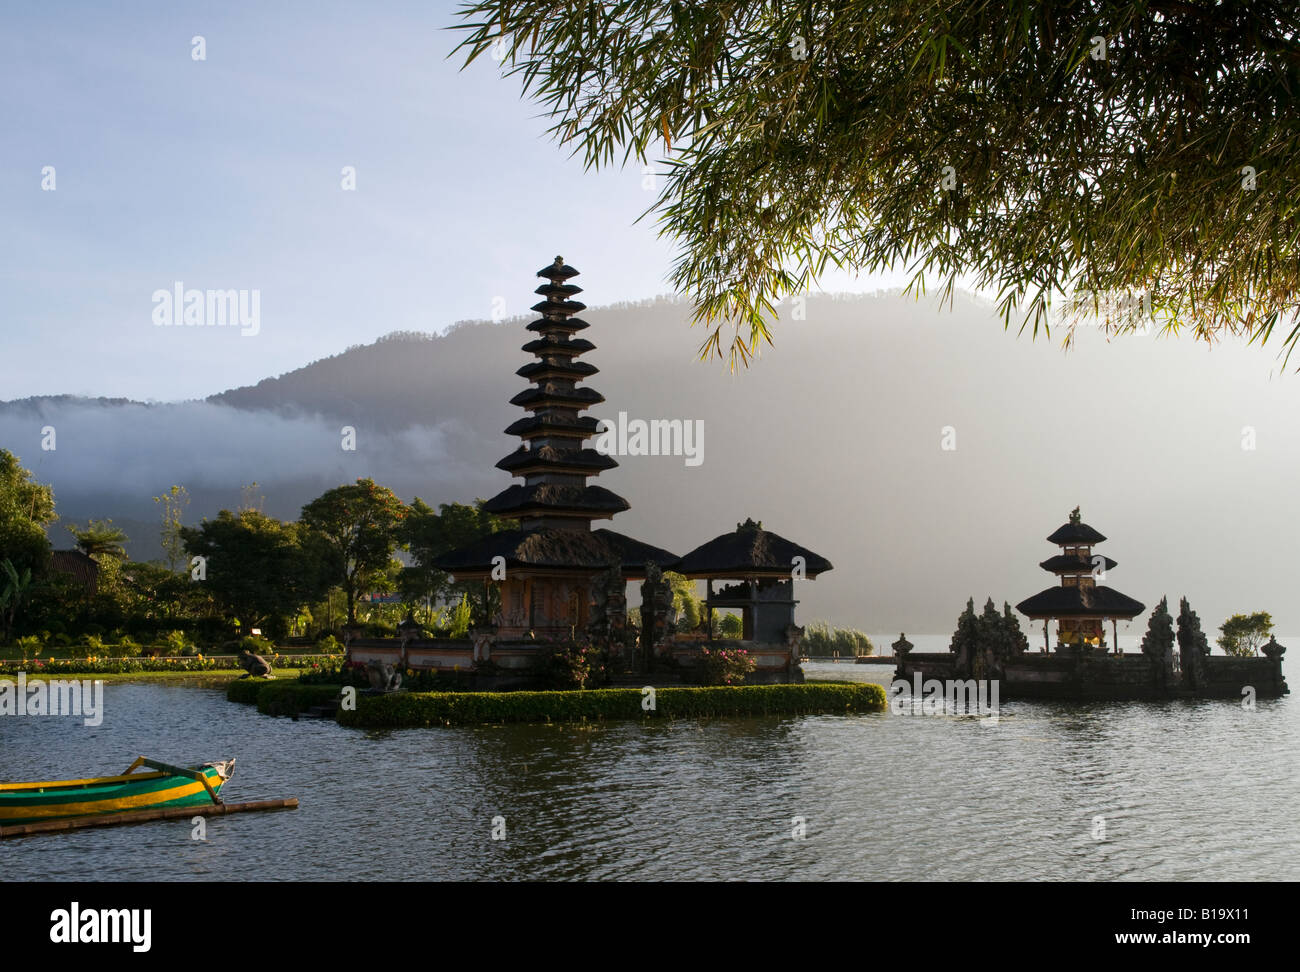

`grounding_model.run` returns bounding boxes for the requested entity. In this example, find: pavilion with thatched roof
[672,517,832,655]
